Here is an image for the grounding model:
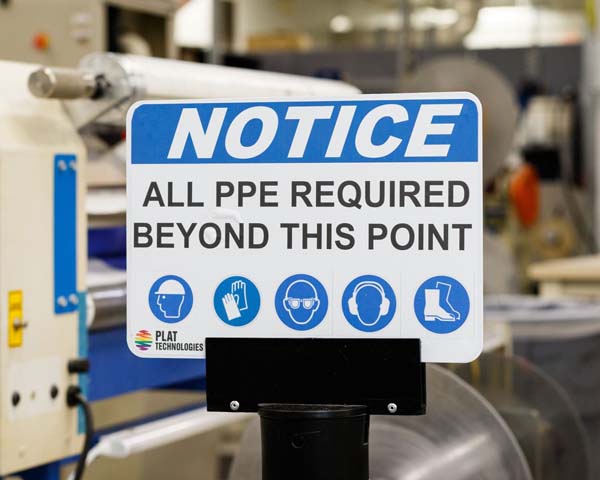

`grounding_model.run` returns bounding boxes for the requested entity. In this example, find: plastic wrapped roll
[452,353,591,479]
[228,365,532,480]
[63,53,360,128]
[79,52,360,103]
[405,56,518,184]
